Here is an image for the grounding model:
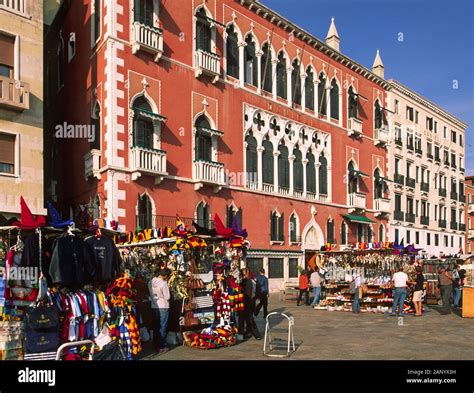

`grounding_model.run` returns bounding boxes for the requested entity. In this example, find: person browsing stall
[310,268,324,307]
[148,268,171,353]
[391,266,409,316]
